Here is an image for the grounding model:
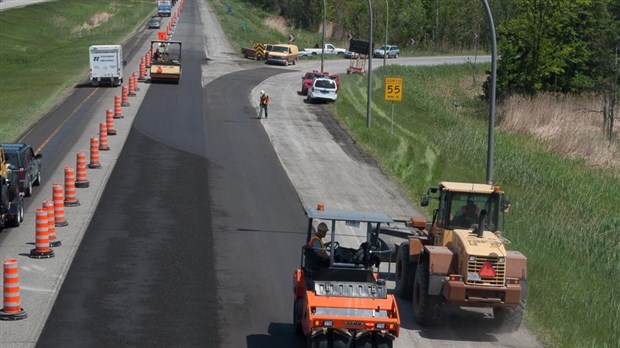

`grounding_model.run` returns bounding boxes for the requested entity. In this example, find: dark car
[148,18,161,29]
[1,143,42,197]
